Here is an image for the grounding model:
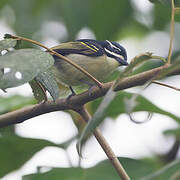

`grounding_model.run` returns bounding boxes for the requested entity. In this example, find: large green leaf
[0,49,54,90]
[23,157,155,180]
[57,0,143,40]
[141,159,180,180]
[153,3,171,30]
[0,95,36,114]
[90,91,180,123]
[0,135,60,178]
[23,168,84,180]
[88,0,133,40]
